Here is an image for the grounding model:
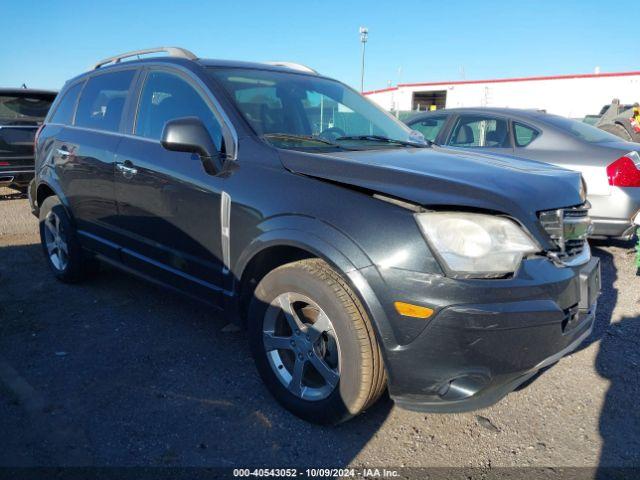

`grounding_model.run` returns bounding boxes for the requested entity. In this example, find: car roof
[63,56,325,88]
[86,56,319,75]
[196,58,317,73]
[408,107,550,121]
[0,88,57,97]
